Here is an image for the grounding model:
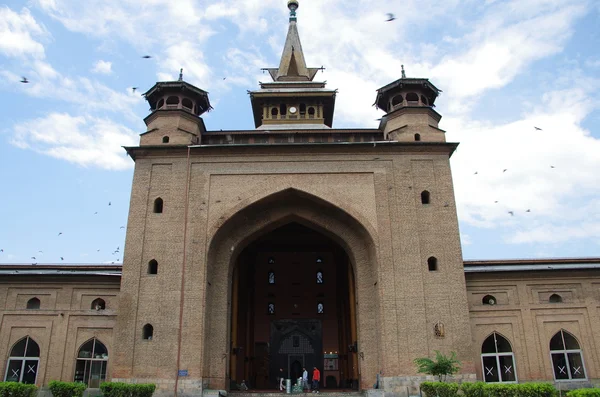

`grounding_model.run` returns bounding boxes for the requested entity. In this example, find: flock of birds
[0,200,125,265]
